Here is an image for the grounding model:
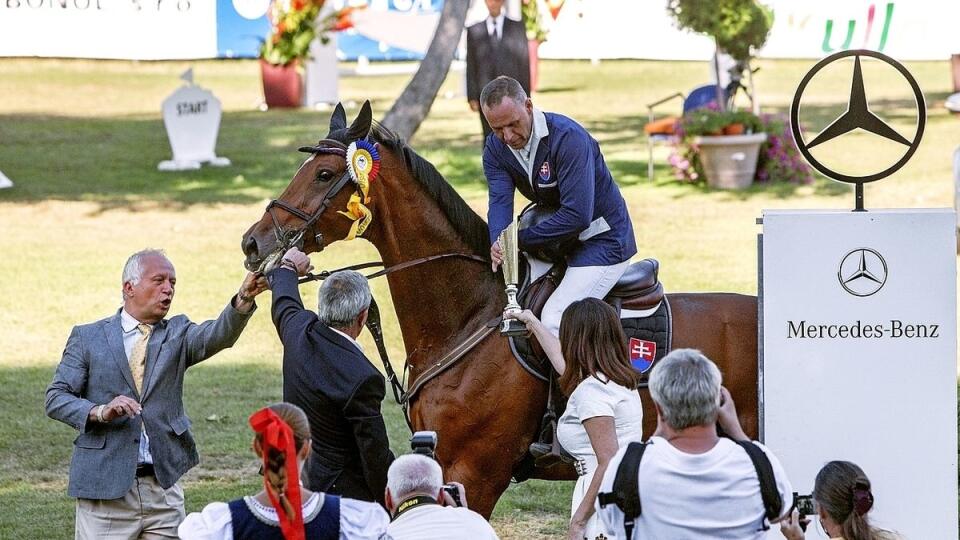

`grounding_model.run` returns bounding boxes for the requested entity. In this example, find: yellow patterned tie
[129,323,151,394]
